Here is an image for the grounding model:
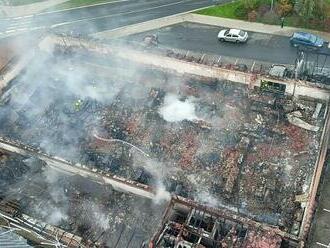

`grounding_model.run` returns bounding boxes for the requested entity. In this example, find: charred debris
[0,35,328,247]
